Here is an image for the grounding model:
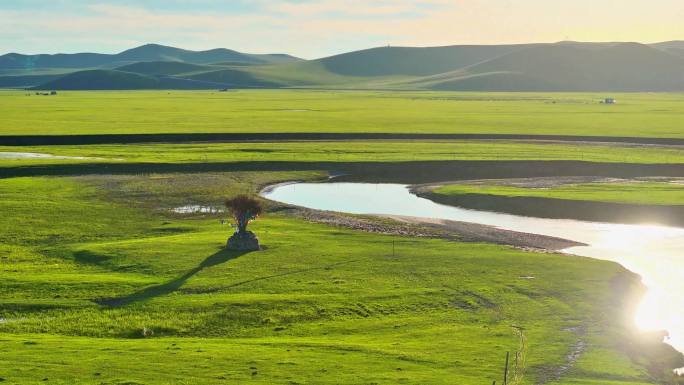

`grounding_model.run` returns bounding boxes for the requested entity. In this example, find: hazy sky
[1,0,683,58]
